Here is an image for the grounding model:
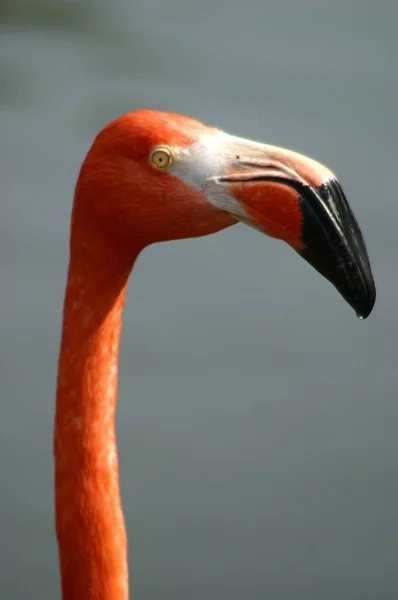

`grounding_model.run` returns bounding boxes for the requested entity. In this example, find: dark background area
[1,1,397,598]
